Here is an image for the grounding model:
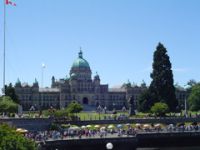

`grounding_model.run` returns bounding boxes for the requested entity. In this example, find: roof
[71,51,90,69]
[109,88,126,92]
[39,88,60,92]
[21,83,29,87]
